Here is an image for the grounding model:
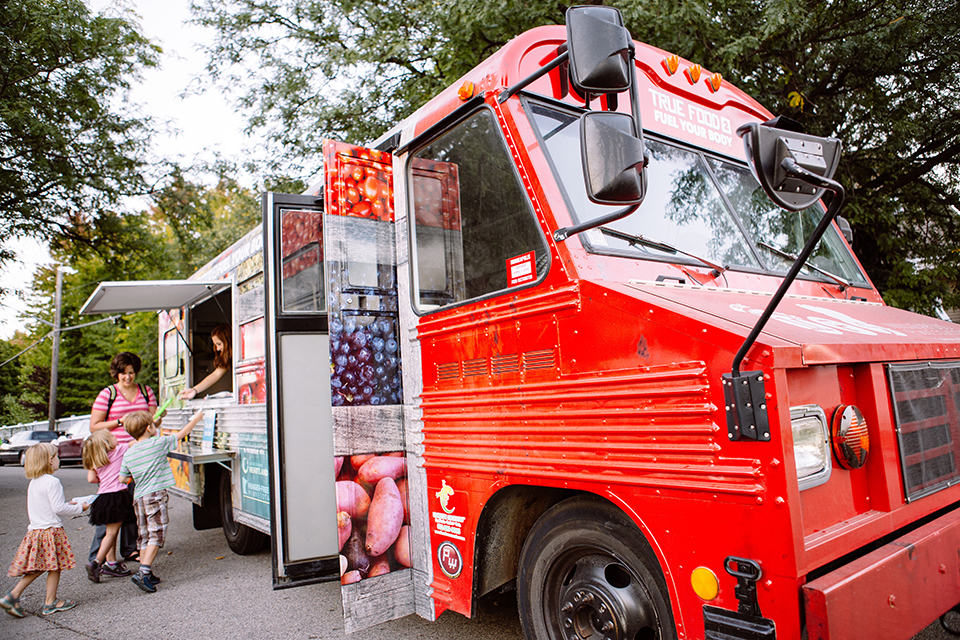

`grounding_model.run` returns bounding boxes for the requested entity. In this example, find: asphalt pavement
[0,465,523,640]
[0,465,954,639]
